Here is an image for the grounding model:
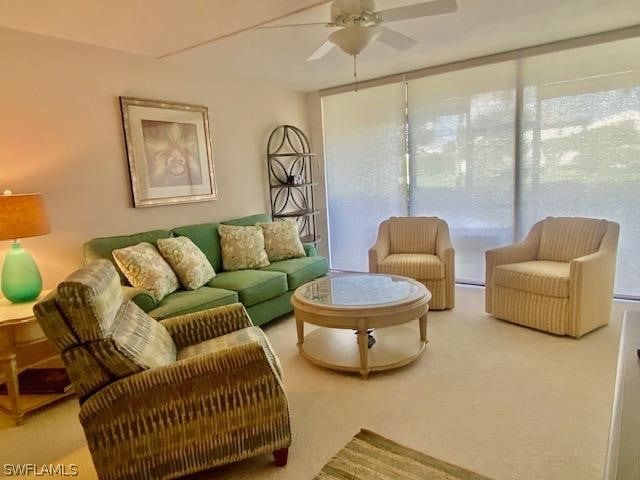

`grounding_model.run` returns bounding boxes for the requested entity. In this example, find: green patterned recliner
[33,259,291,480]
